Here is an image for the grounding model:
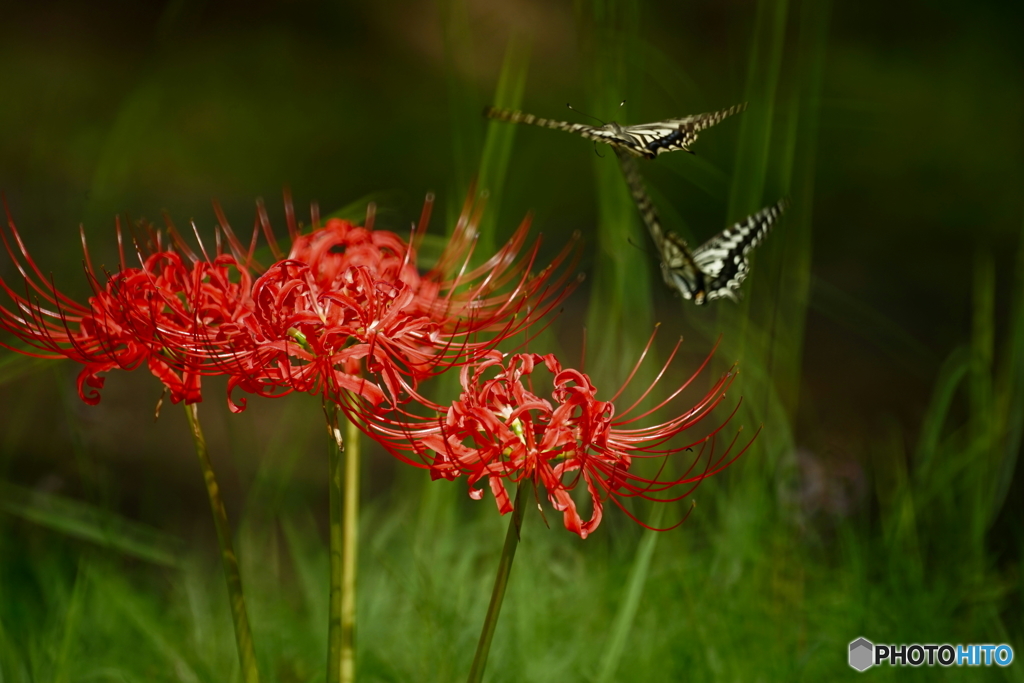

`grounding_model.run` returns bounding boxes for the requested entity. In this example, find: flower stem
[466,482,528,683]
[325,401,360,683]
[183,403,261,683]
[341,411,360,681]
